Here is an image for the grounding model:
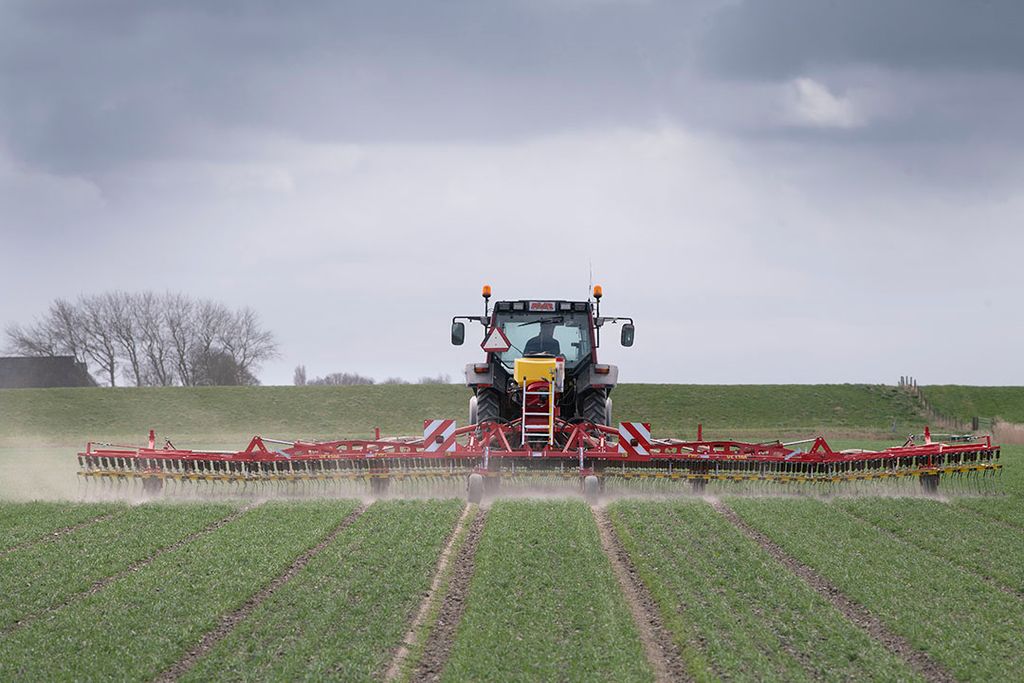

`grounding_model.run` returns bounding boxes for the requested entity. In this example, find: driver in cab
[524,321,561,356]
